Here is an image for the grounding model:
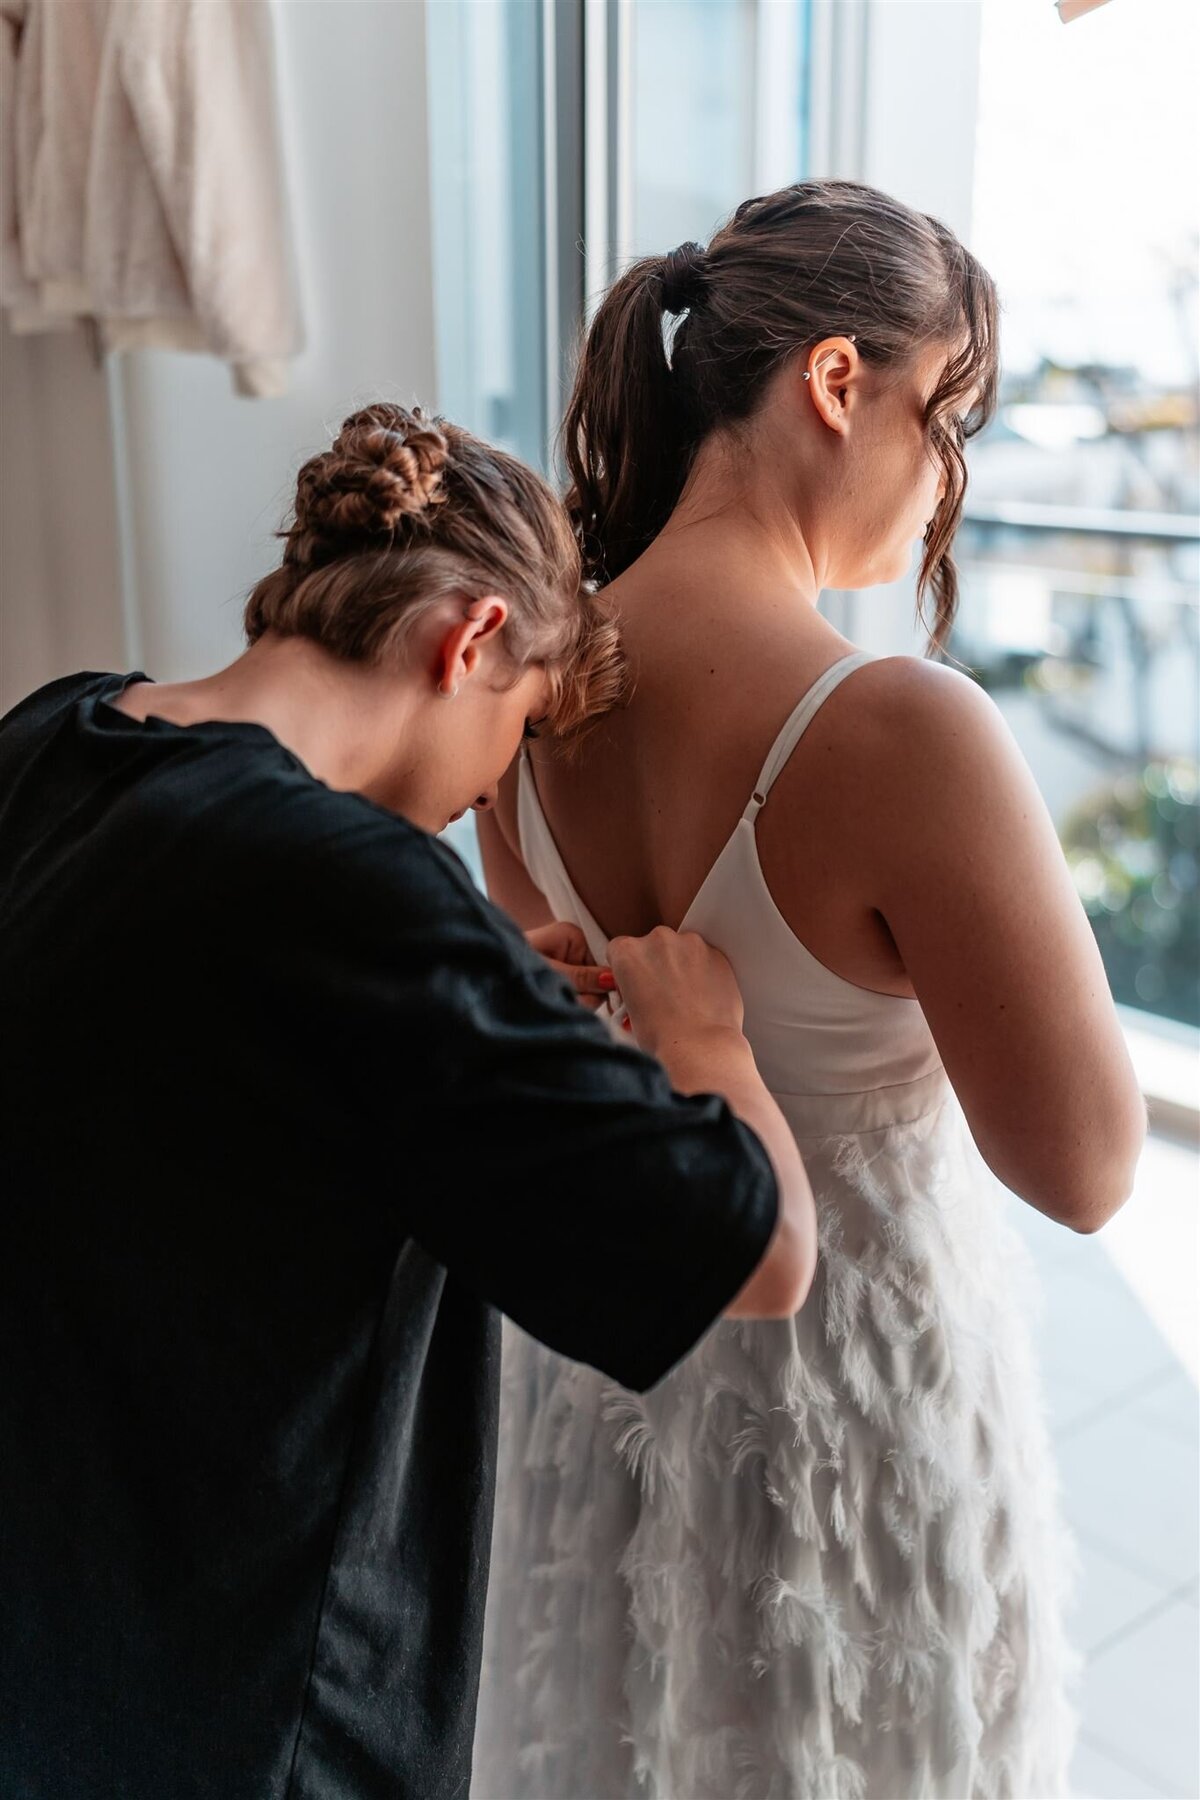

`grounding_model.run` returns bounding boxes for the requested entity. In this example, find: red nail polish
[597,970,616,991]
